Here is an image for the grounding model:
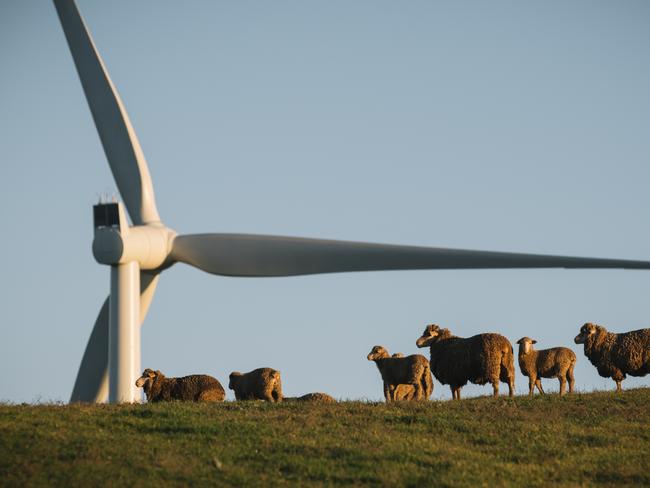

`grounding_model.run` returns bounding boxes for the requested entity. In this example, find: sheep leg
[423,371,433,399]
[491,381,499,398]
[419,376,427,400]
[384,382,393,402]
[535,379,545,395]
[262,383,278,403]
[567,367,575,394]
[508,377,515,397]
[615,380,622,392]
[528,377,535,396]
[558,375,566,396]
[412,382,423,401]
